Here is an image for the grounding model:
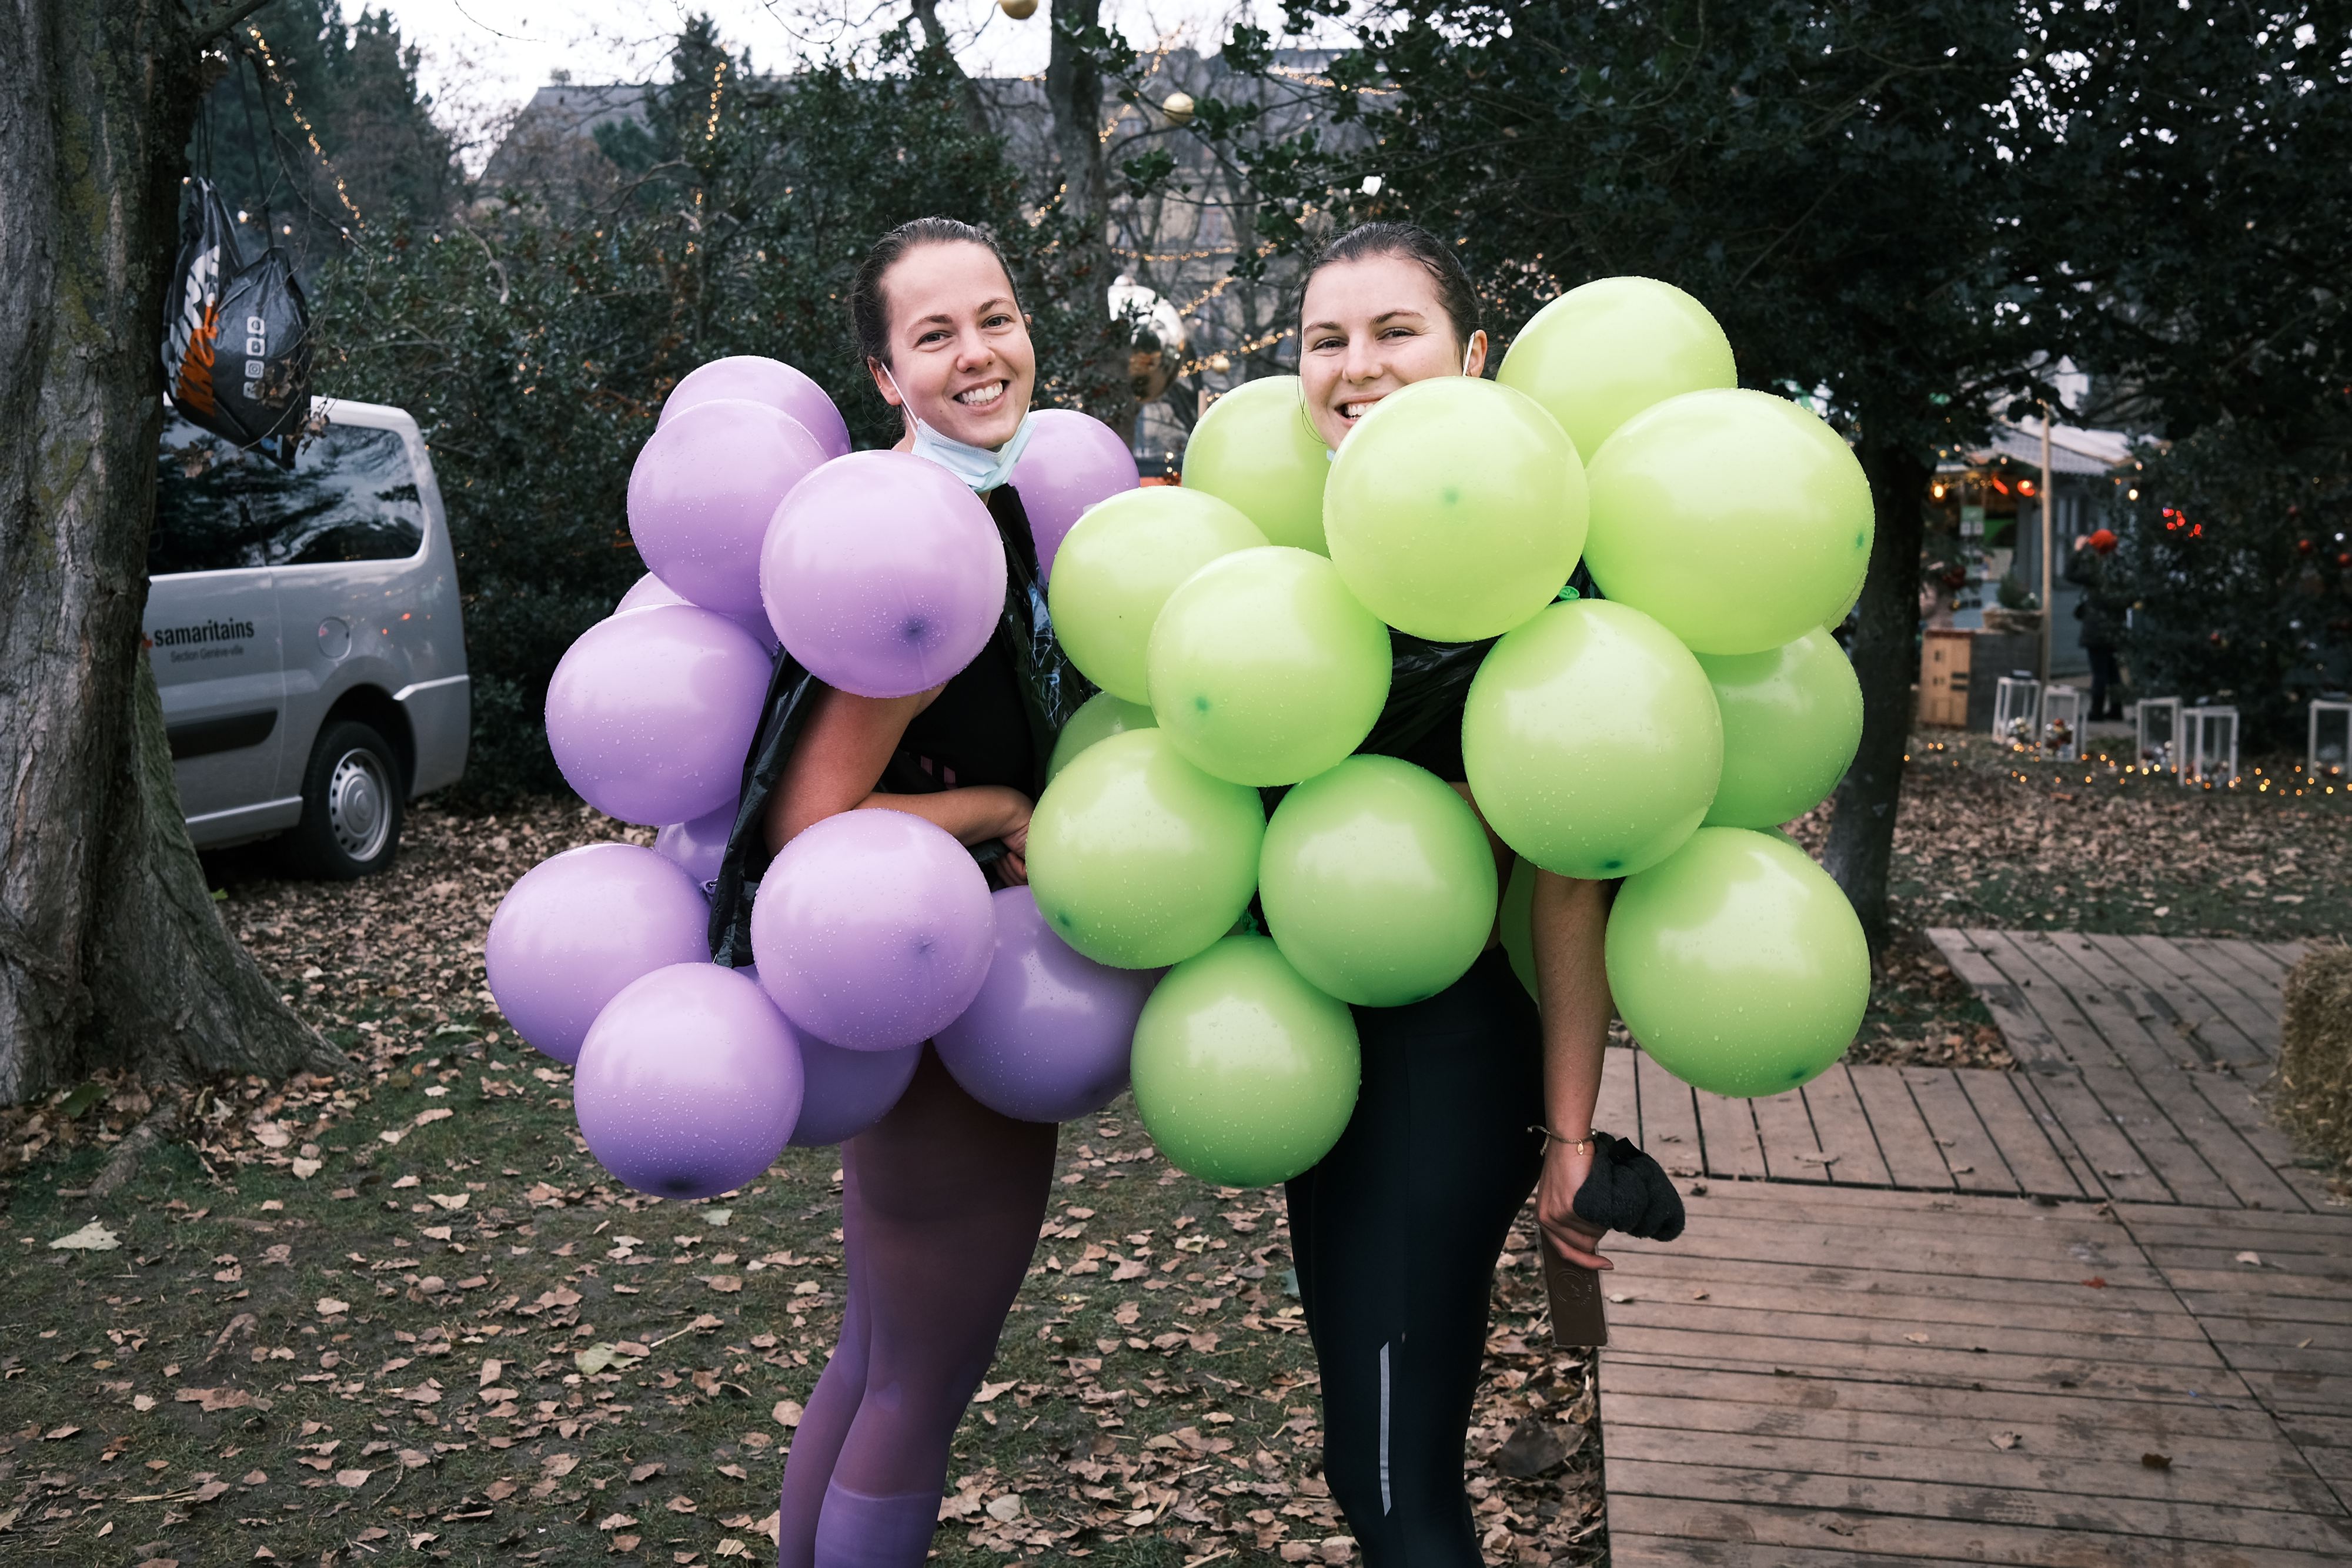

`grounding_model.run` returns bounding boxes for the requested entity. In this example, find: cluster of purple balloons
[497,355,1149,1199]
